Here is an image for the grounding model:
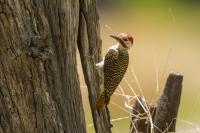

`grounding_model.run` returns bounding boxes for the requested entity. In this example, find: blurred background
[78,0,200,132]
